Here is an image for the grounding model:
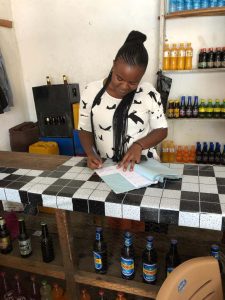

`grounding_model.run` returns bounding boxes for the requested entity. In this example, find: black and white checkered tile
[1,158,225,231]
